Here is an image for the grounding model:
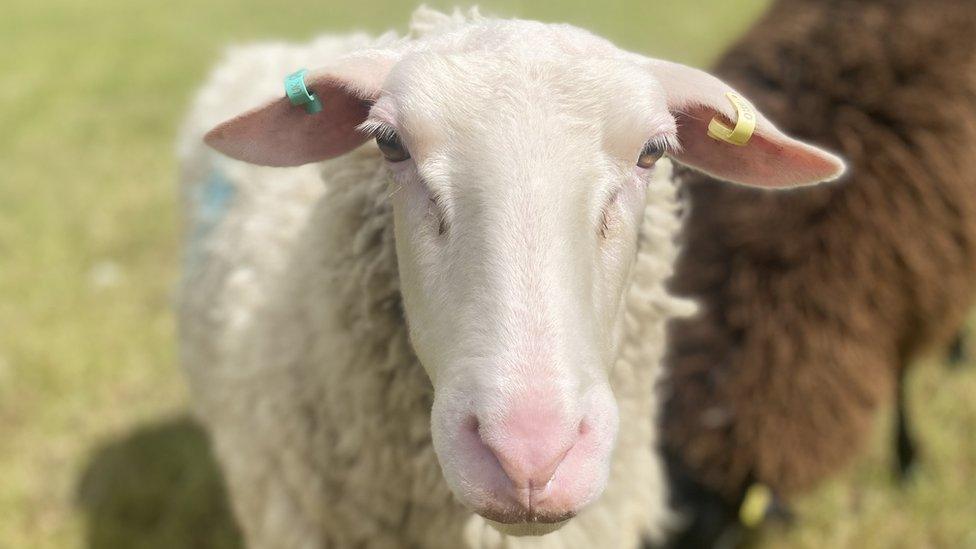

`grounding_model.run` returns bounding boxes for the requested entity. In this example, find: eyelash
[359,120,399,141]
[646,134,679,157]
